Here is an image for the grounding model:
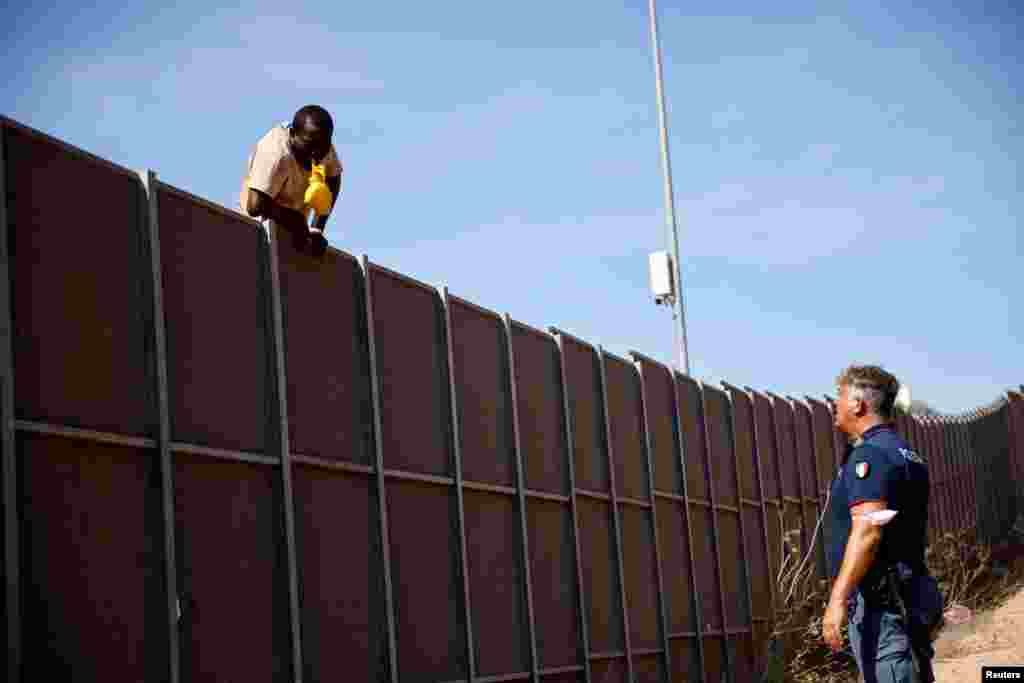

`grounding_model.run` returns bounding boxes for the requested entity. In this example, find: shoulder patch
[855,461,870,479]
